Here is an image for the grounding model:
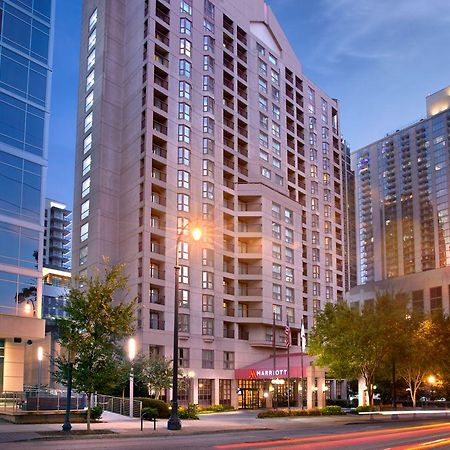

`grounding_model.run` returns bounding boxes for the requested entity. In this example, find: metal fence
[96,394,142,418]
